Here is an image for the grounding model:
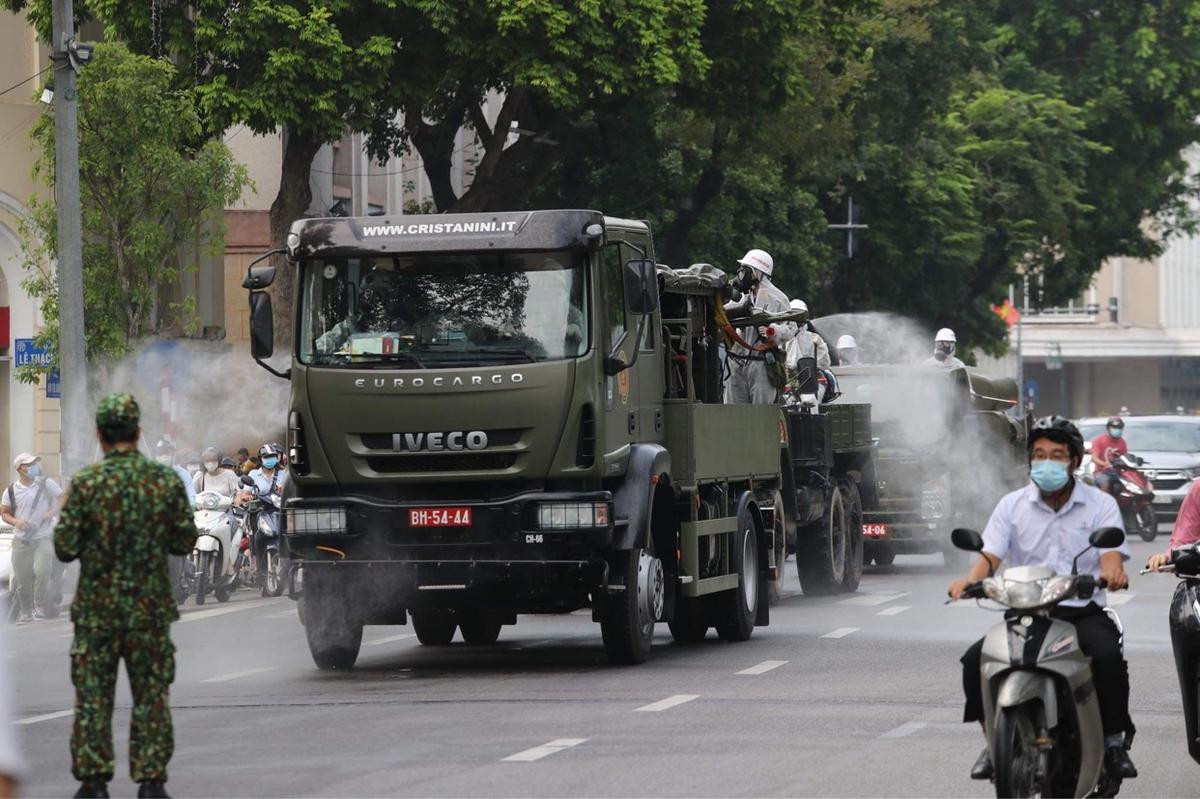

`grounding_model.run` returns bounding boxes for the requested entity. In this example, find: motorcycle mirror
[240,475,254,487]
[1089,526,1125,550]
[951,528,984,553]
